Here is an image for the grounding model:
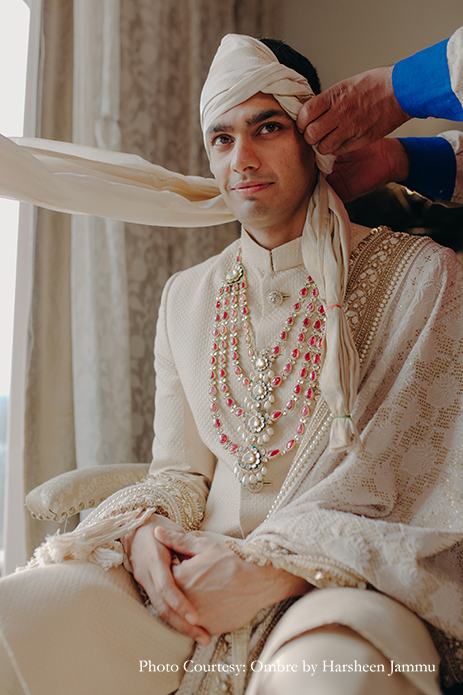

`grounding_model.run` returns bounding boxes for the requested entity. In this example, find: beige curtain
[21,0,278,557]
[24,0,77,555]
